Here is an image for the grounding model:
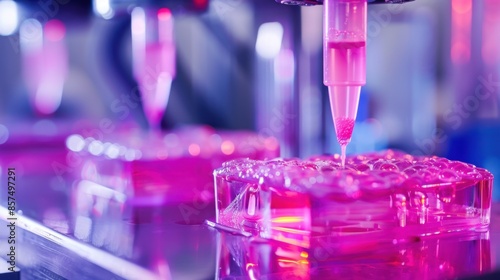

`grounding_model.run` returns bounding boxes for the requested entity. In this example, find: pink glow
[36,23,67,115]
[193,0,208,8]
[157,8,172,21]
[68,127,280,218]
[45,19,65,42]
[158,8,174,44]
[188,144,201,156]
[274,49,295,82]
[451,0,472,64]
[481,0,500,64]
[21,18,67,115]
[221,140,235,155]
